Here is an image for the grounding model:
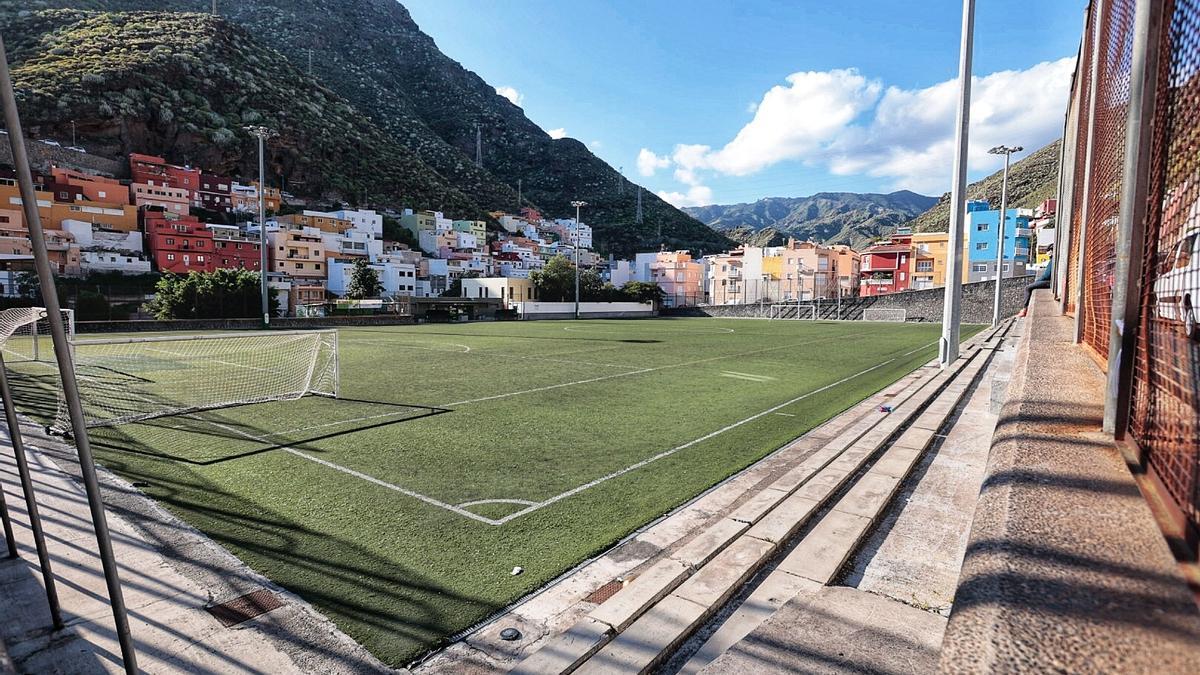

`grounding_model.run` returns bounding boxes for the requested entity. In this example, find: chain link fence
[1060,0,1200,551]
